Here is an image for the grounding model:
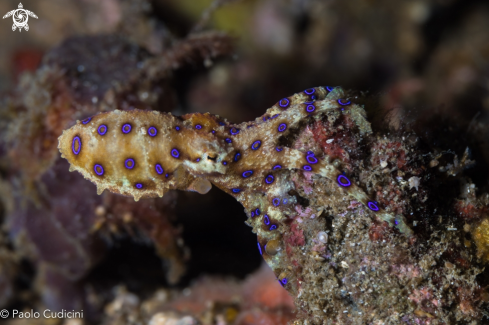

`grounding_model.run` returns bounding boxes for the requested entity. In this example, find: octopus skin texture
[58,86,413,296]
